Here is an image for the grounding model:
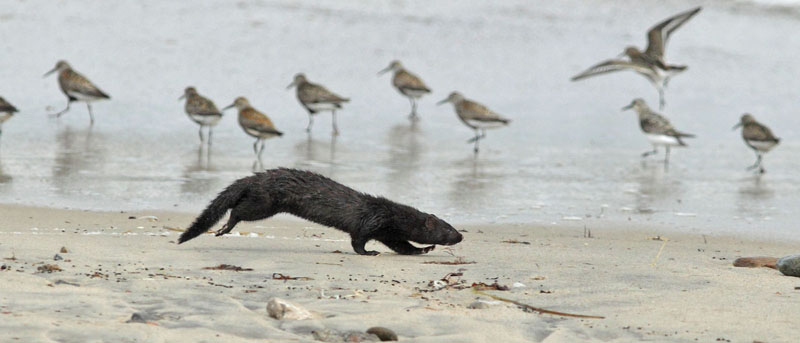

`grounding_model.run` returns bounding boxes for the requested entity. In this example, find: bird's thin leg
[86,102,95,125]
[331,110,339,136]
[409,98,418,120]
[258,139,266,159]
[658,87,666,110]
[306,114,314,133]
[52,101,72,118]
[664,146,671,171]
[473,129,481,154]
[208,126,213,146]
[252,139,259,156]
[198,126,204,144]
[642,146,658,158]
[747,152,762,171]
